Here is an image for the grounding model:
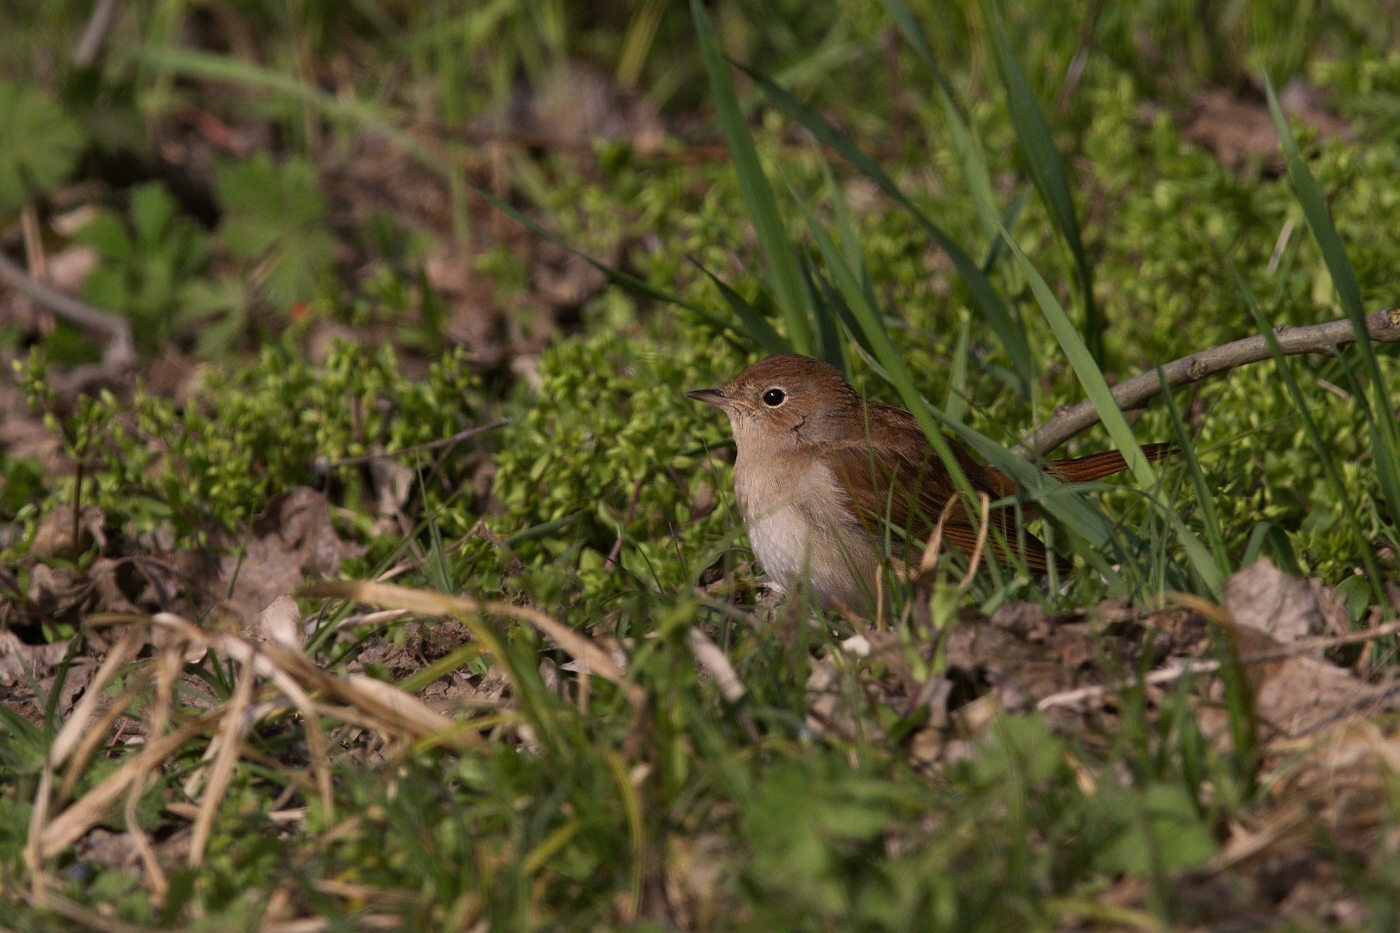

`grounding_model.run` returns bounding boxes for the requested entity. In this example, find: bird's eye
[762,388,786,407]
